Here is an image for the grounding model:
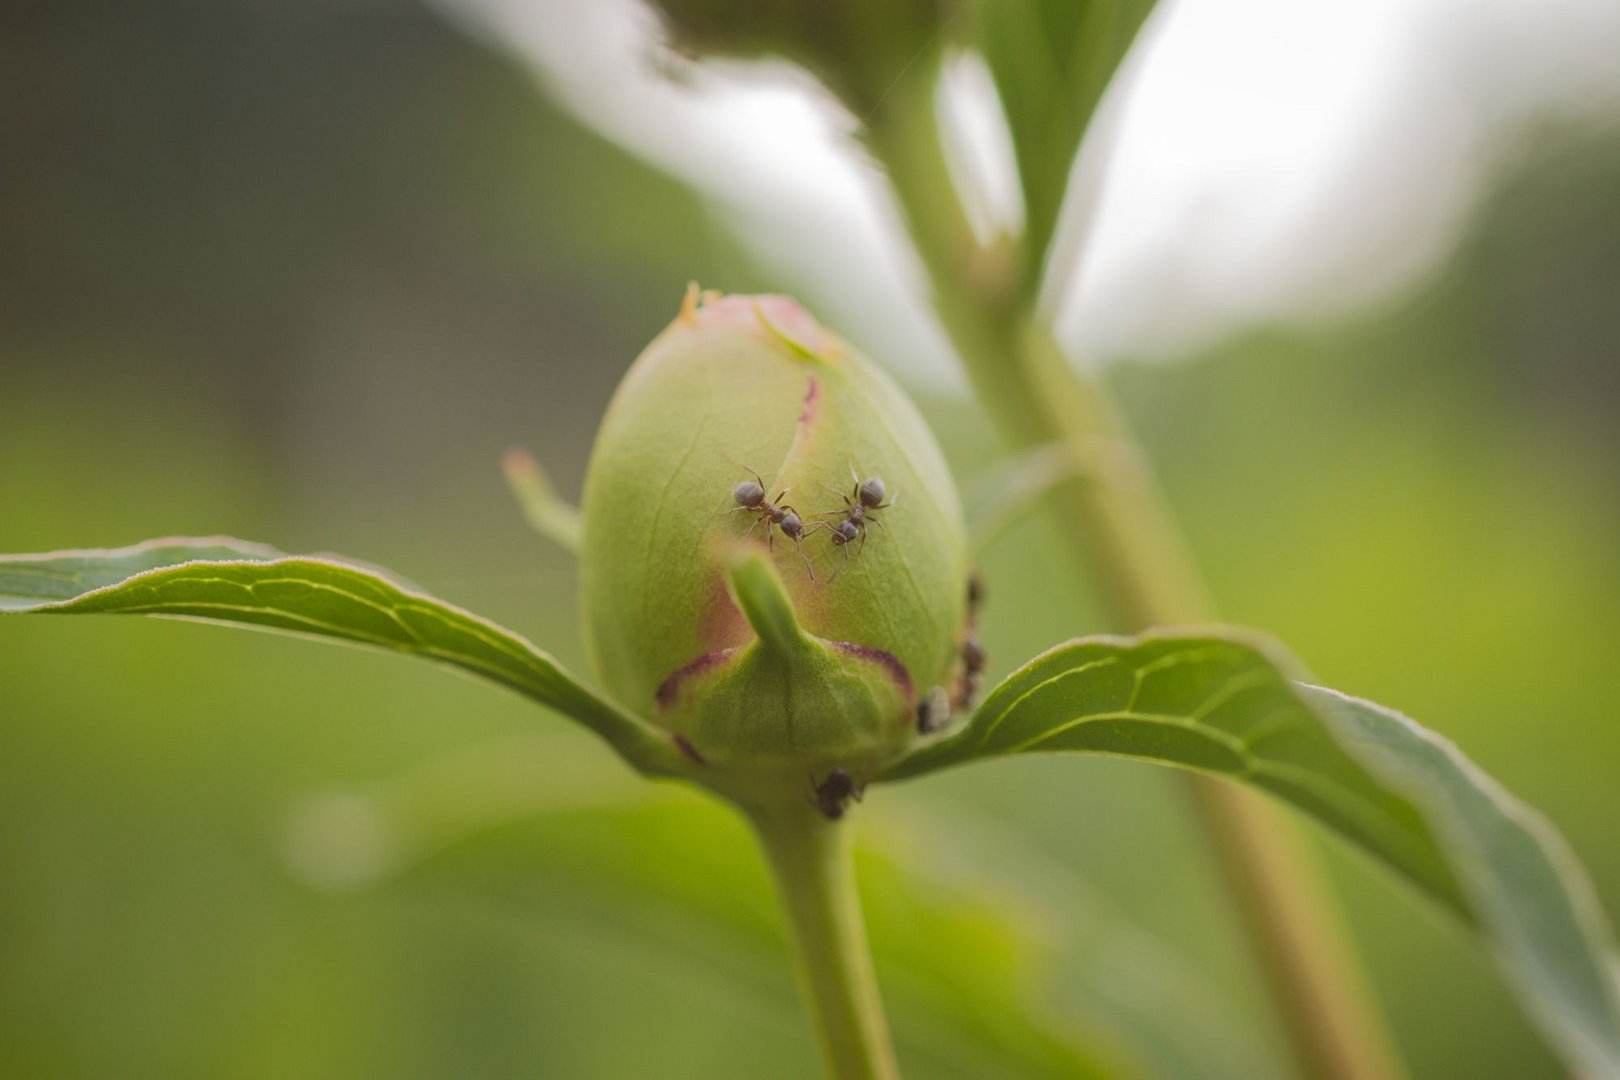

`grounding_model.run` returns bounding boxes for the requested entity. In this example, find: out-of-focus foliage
[971,0,1158,284]
[648,0,949,118]
[3,3,1619,1079]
